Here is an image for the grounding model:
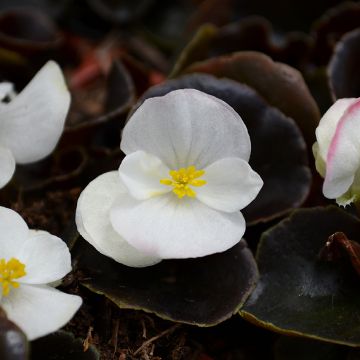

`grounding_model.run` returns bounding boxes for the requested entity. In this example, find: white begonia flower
[0,61,70,188]
[313,97,360,206]
[76,89,263,266]
[0,206,82,341]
